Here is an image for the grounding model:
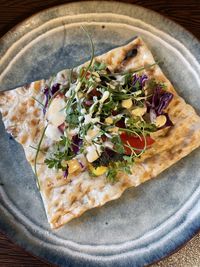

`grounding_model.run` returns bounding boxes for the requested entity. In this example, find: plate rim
[0,1,200,267]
